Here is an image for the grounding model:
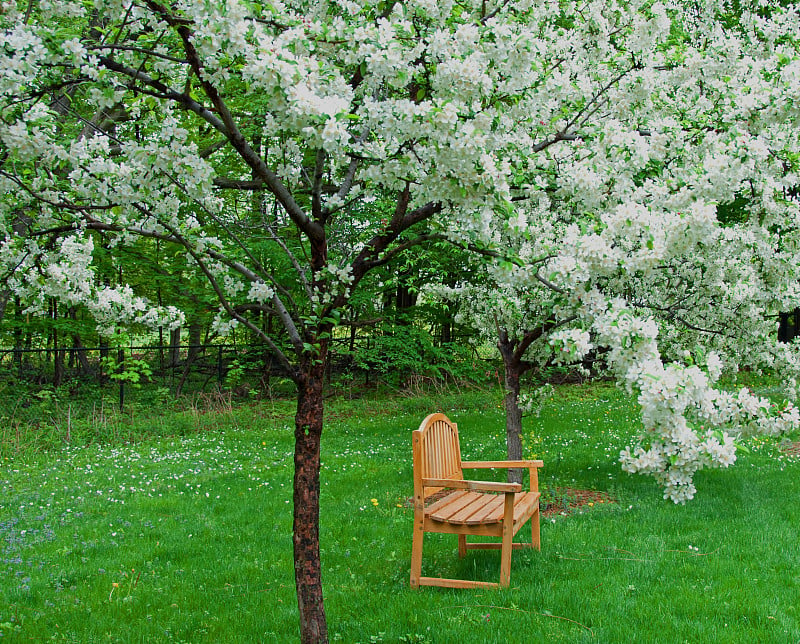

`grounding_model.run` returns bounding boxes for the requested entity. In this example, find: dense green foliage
[2,382,799,642]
